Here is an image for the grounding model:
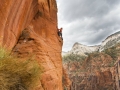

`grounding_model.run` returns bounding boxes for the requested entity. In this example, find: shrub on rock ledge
[0,47,41,90]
